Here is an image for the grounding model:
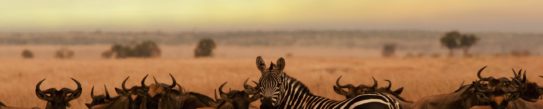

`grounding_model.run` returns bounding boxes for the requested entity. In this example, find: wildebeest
[35,78,82,109]
[86,86,114,109]
[214,79,260,109]
[510,69,542,102]
[505,69,543,109]
[334,77,412,109]
[55,48,74,59]
[105,74,214,109]
[145,75,215,109]
[412,66,520,109]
